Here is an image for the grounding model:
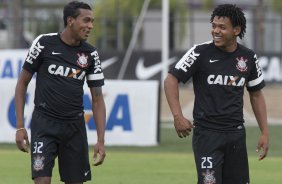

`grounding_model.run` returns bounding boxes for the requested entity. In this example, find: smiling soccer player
[164,4,269,184]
